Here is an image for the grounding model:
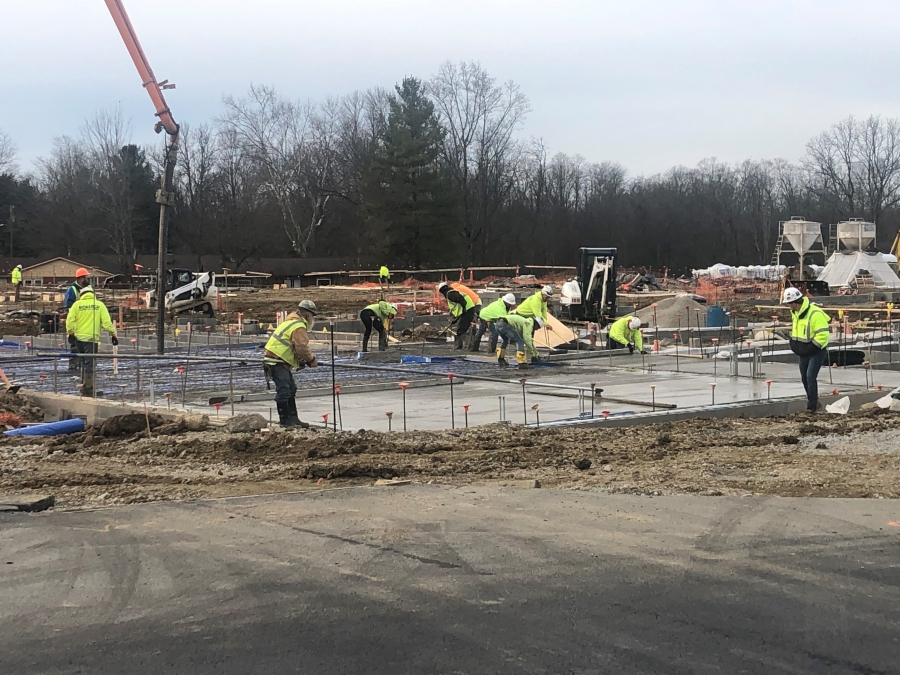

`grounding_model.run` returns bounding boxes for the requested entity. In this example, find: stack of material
[635,296,709,328]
